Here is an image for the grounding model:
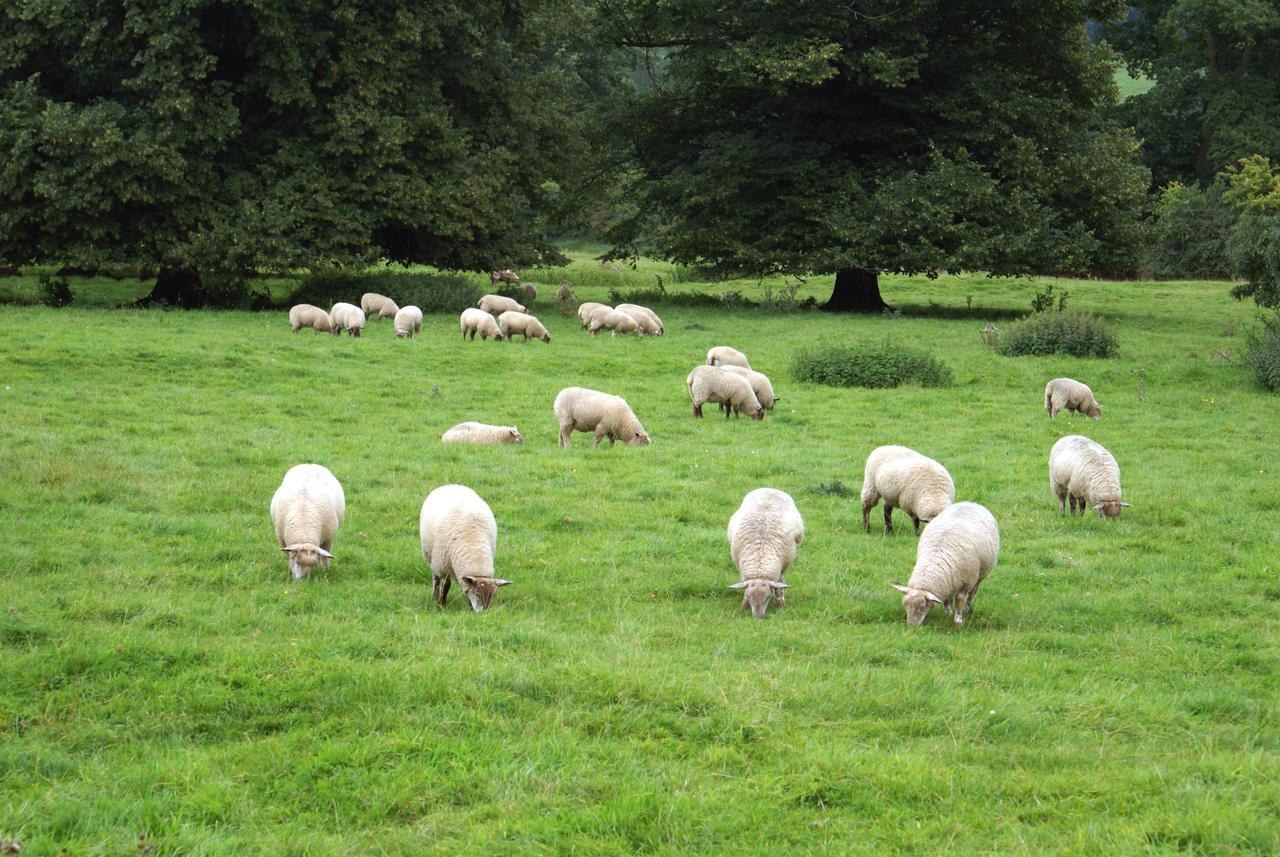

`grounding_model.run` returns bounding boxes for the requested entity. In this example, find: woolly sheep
[727,488,804,619]
[686,365,764,420]
[394,305,423,338]
[269,464,345,581]
[490,269,520,285]
[861,445,955,535]
[588,308,640,336]
[441,422,523,445]
[1049,435,1131,518]
[289,304,333,335]
[720,365,777,410]
[520,282,538,302]
[419,484,511,612]
[554,387,650,448]
[891,501,999,627]
[615,303,664,335]
[498,310,551,343]
[577,302,610,327]
[615,304,662,336]
[1045,378,1102,419]
[478,294,526,315]
[329,302,366,337]
[460,308,505,341]
[361,292,399,321]
[707,346,750,368]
